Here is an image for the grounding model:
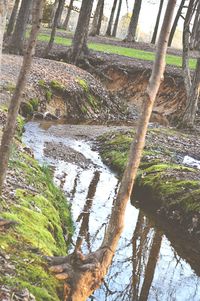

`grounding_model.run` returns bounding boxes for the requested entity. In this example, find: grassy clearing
[38,33,197,69]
